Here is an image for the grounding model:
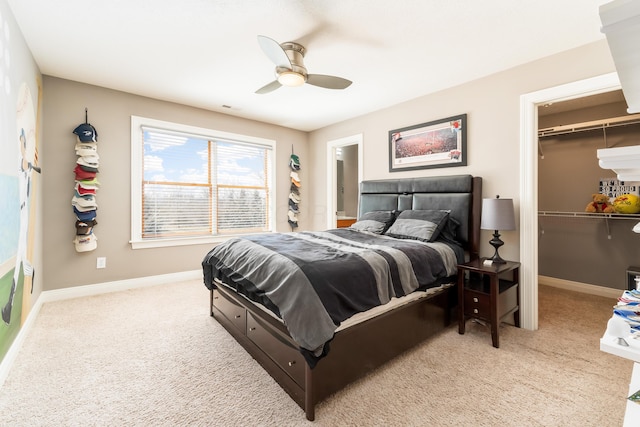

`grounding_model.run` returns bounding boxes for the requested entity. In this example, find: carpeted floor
[0,280,632,426]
